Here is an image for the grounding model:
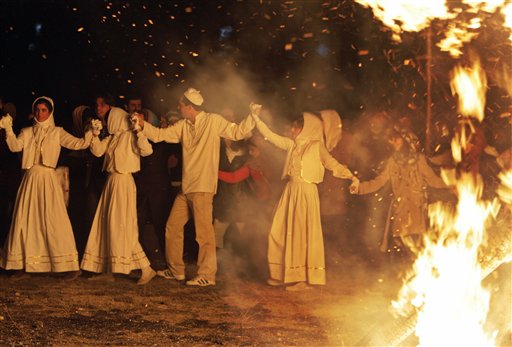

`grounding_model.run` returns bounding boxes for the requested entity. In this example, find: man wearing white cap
[133,88,255,286]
